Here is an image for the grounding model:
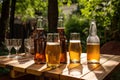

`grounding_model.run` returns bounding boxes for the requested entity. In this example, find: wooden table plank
[0,55,35,73]
[13,59,34,72]
[39,53,115,80]
[0,56,13,67]
[43,53,87,79]
[0,53,26,68]
[81,55,120,80]
[26,64,48,76]
[60,63,83,80]
[10,70,26,78]
[60,54,115,80]
[44,64,68,79]
[5,57,34,72]
[0,54,35,78]
[26,52,75,76]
